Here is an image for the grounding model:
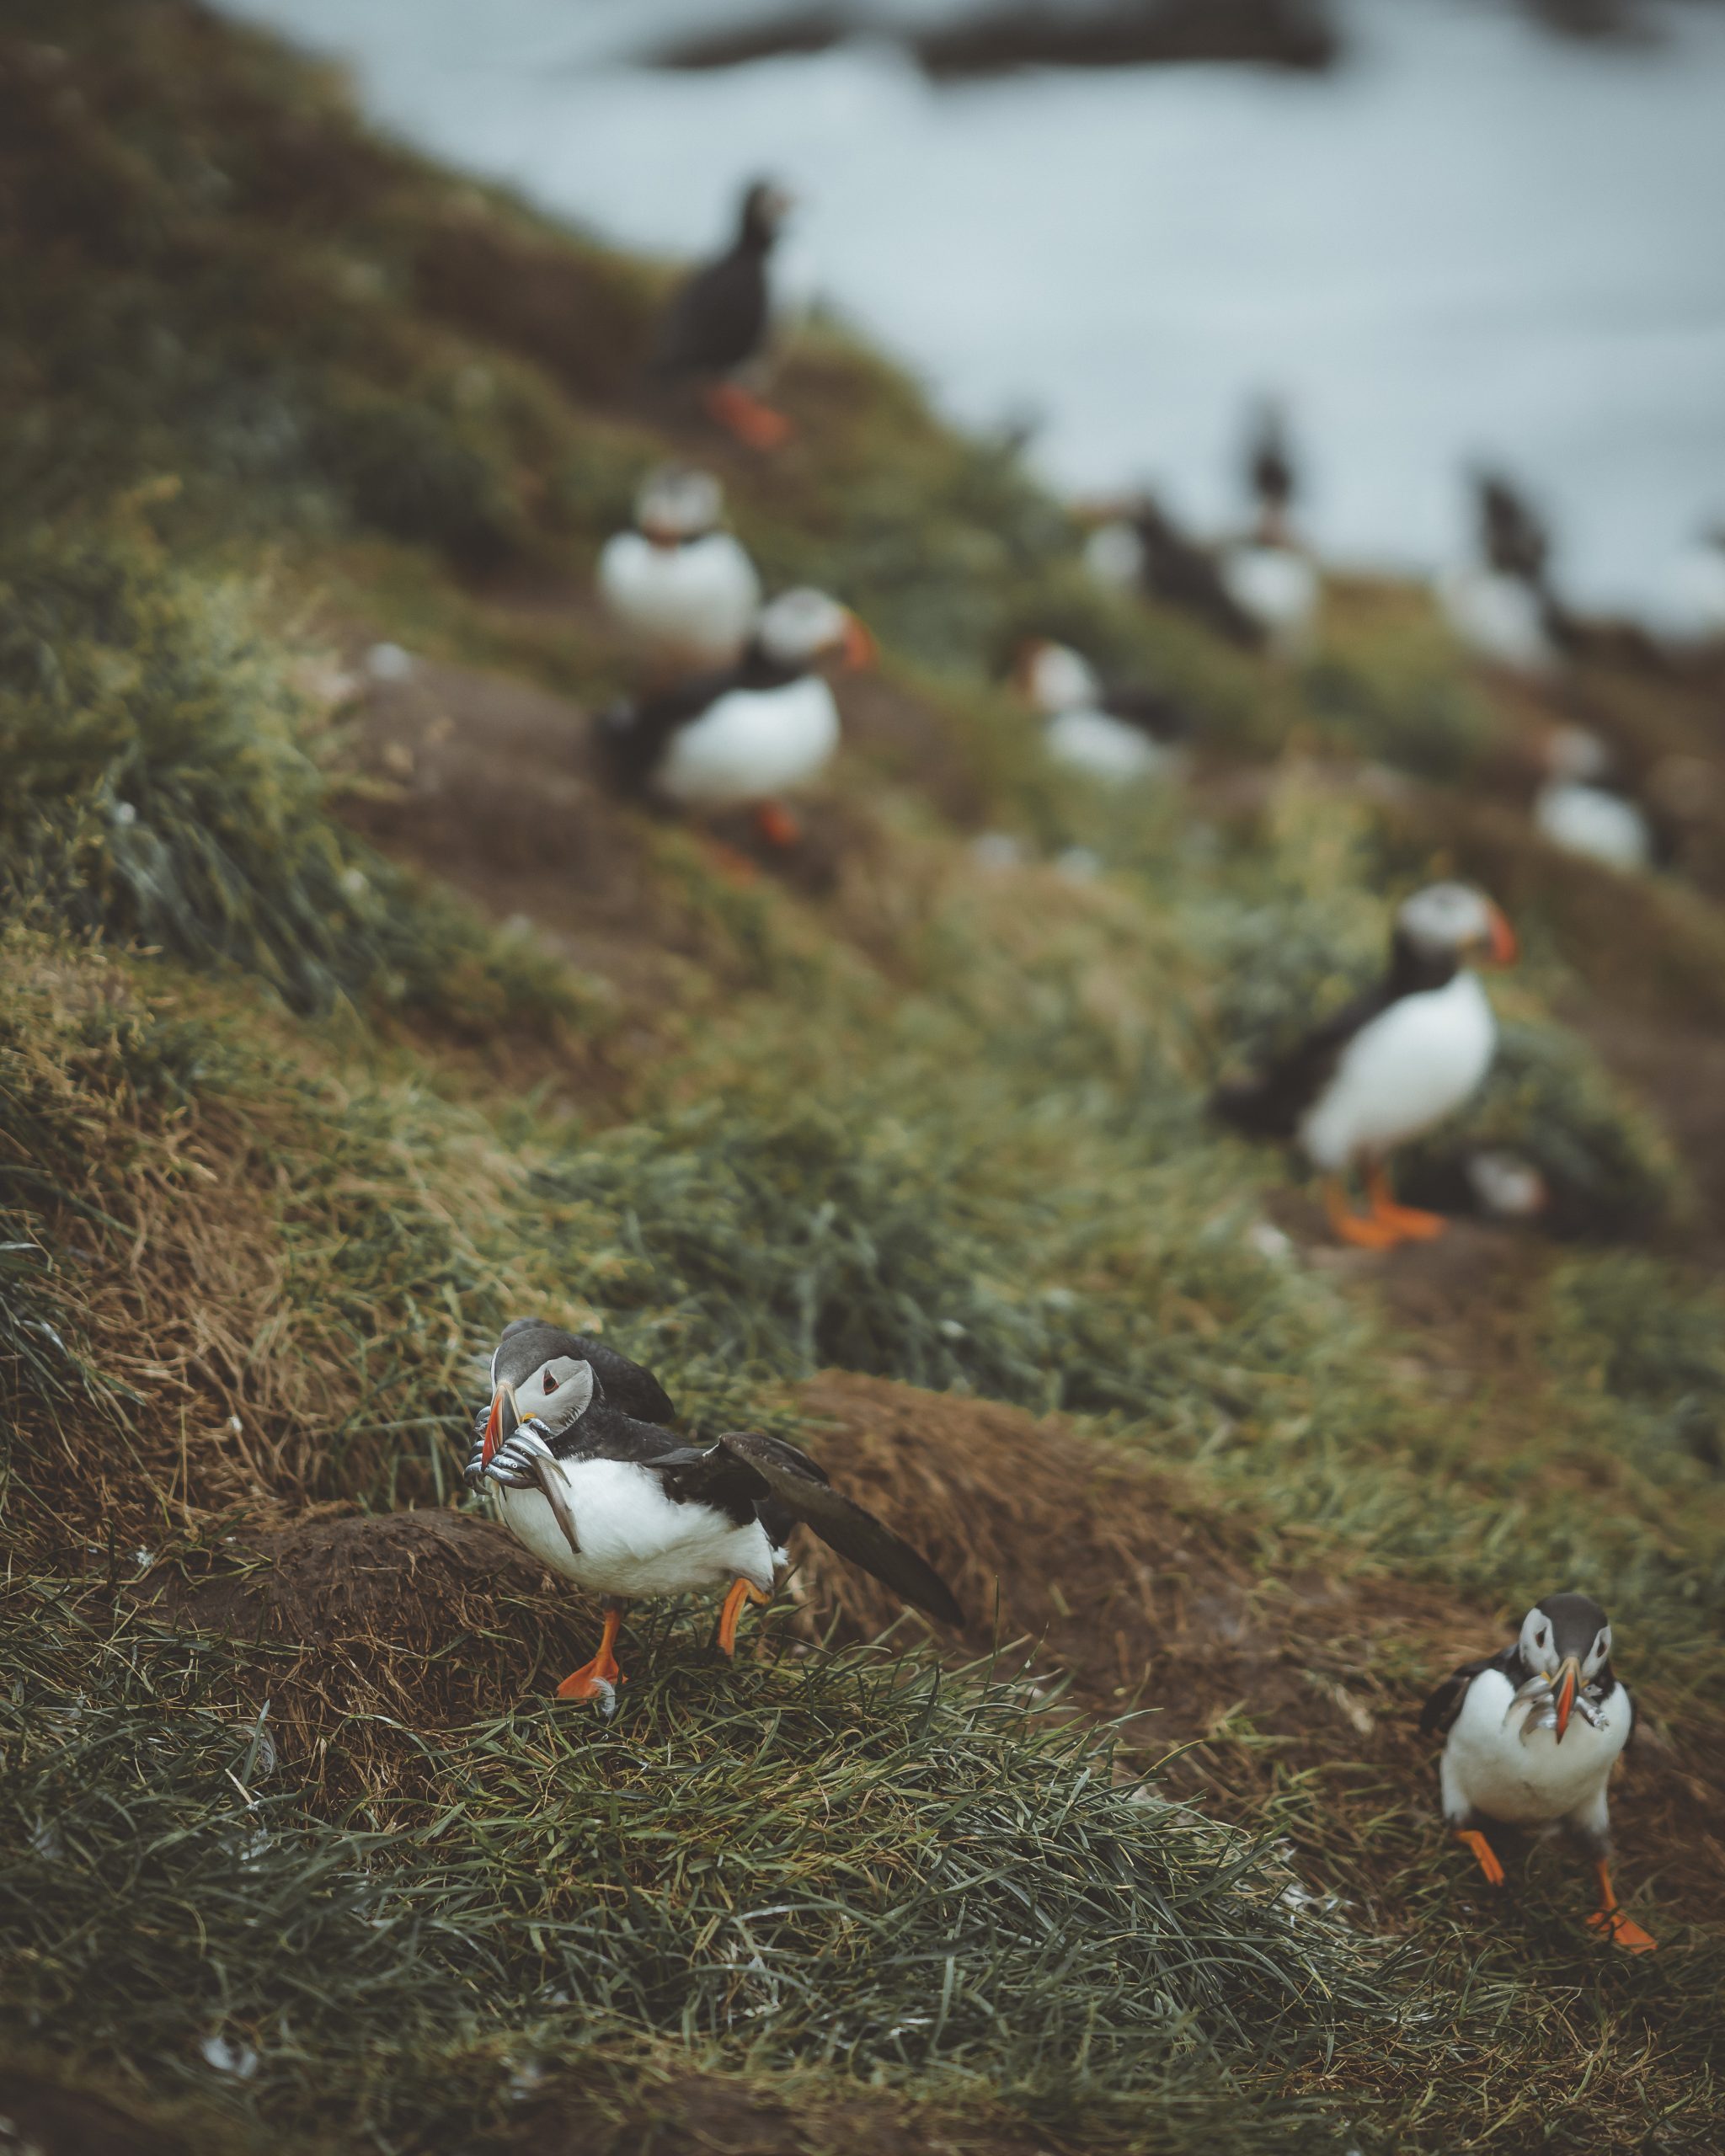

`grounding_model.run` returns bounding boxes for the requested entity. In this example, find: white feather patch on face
[512,1356,595,1433]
